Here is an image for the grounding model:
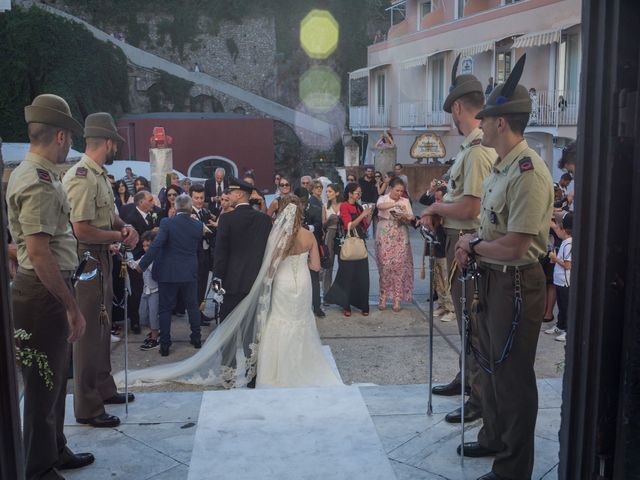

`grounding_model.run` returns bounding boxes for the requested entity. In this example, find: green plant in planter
[14,329,54,391]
